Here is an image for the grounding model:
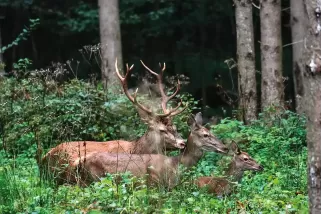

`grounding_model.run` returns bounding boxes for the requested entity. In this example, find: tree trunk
[260,0,284,110]
[290,0,307,109]
[11,9,20,69]
[307,86,321,214]
[199,0,207,110]
[31,33,39,68]
[234,0,257,124]
[0,22,3,63]
[98,0,123,90]
[296,1,321,213]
